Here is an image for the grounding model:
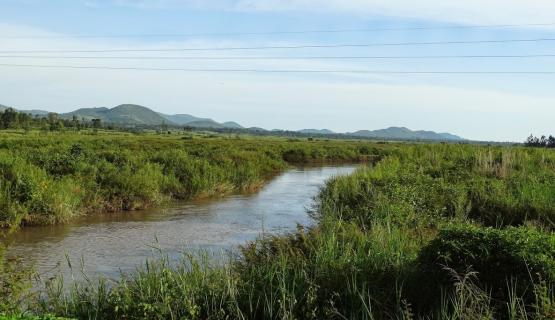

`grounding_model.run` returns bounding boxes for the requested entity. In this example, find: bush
[415,224,555,312]
[282,148,309,162]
